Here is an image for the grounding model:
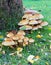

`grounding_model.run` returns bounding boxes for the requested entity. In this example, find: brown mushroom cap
[20,25,32,30]
[29,13,44,20]
[4,38,13,41]
[24,9,39,14]
[29,20,38,25]
[18,39,23,43]
[23,37,29,42]
[12,36,19,40]
[15,34,24,40]
[40,22,48,26]
[17,30,25,36]
[29,38,34,43]
[22,14,32,19]
[2,40,16,46]
[32,26,38,30]
[23,41,28,46]
[18,19,29,26]
[37,25,42,28]
[7,32,14,38]
[37,20,42,24]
